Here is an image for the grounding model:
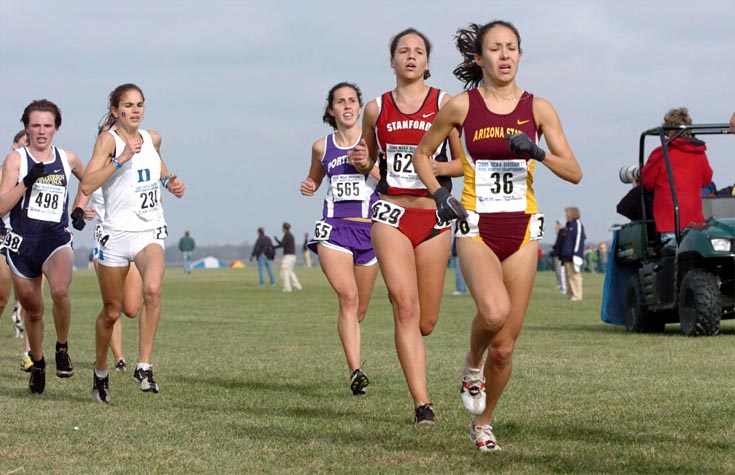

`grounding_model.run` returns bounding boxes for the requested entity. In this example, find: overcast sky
[1,0,733,249]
